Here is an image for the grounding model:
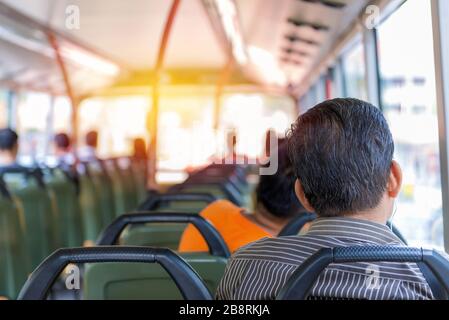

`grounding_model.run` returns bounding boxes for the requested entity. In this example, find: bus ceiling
[0,0,379,97]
